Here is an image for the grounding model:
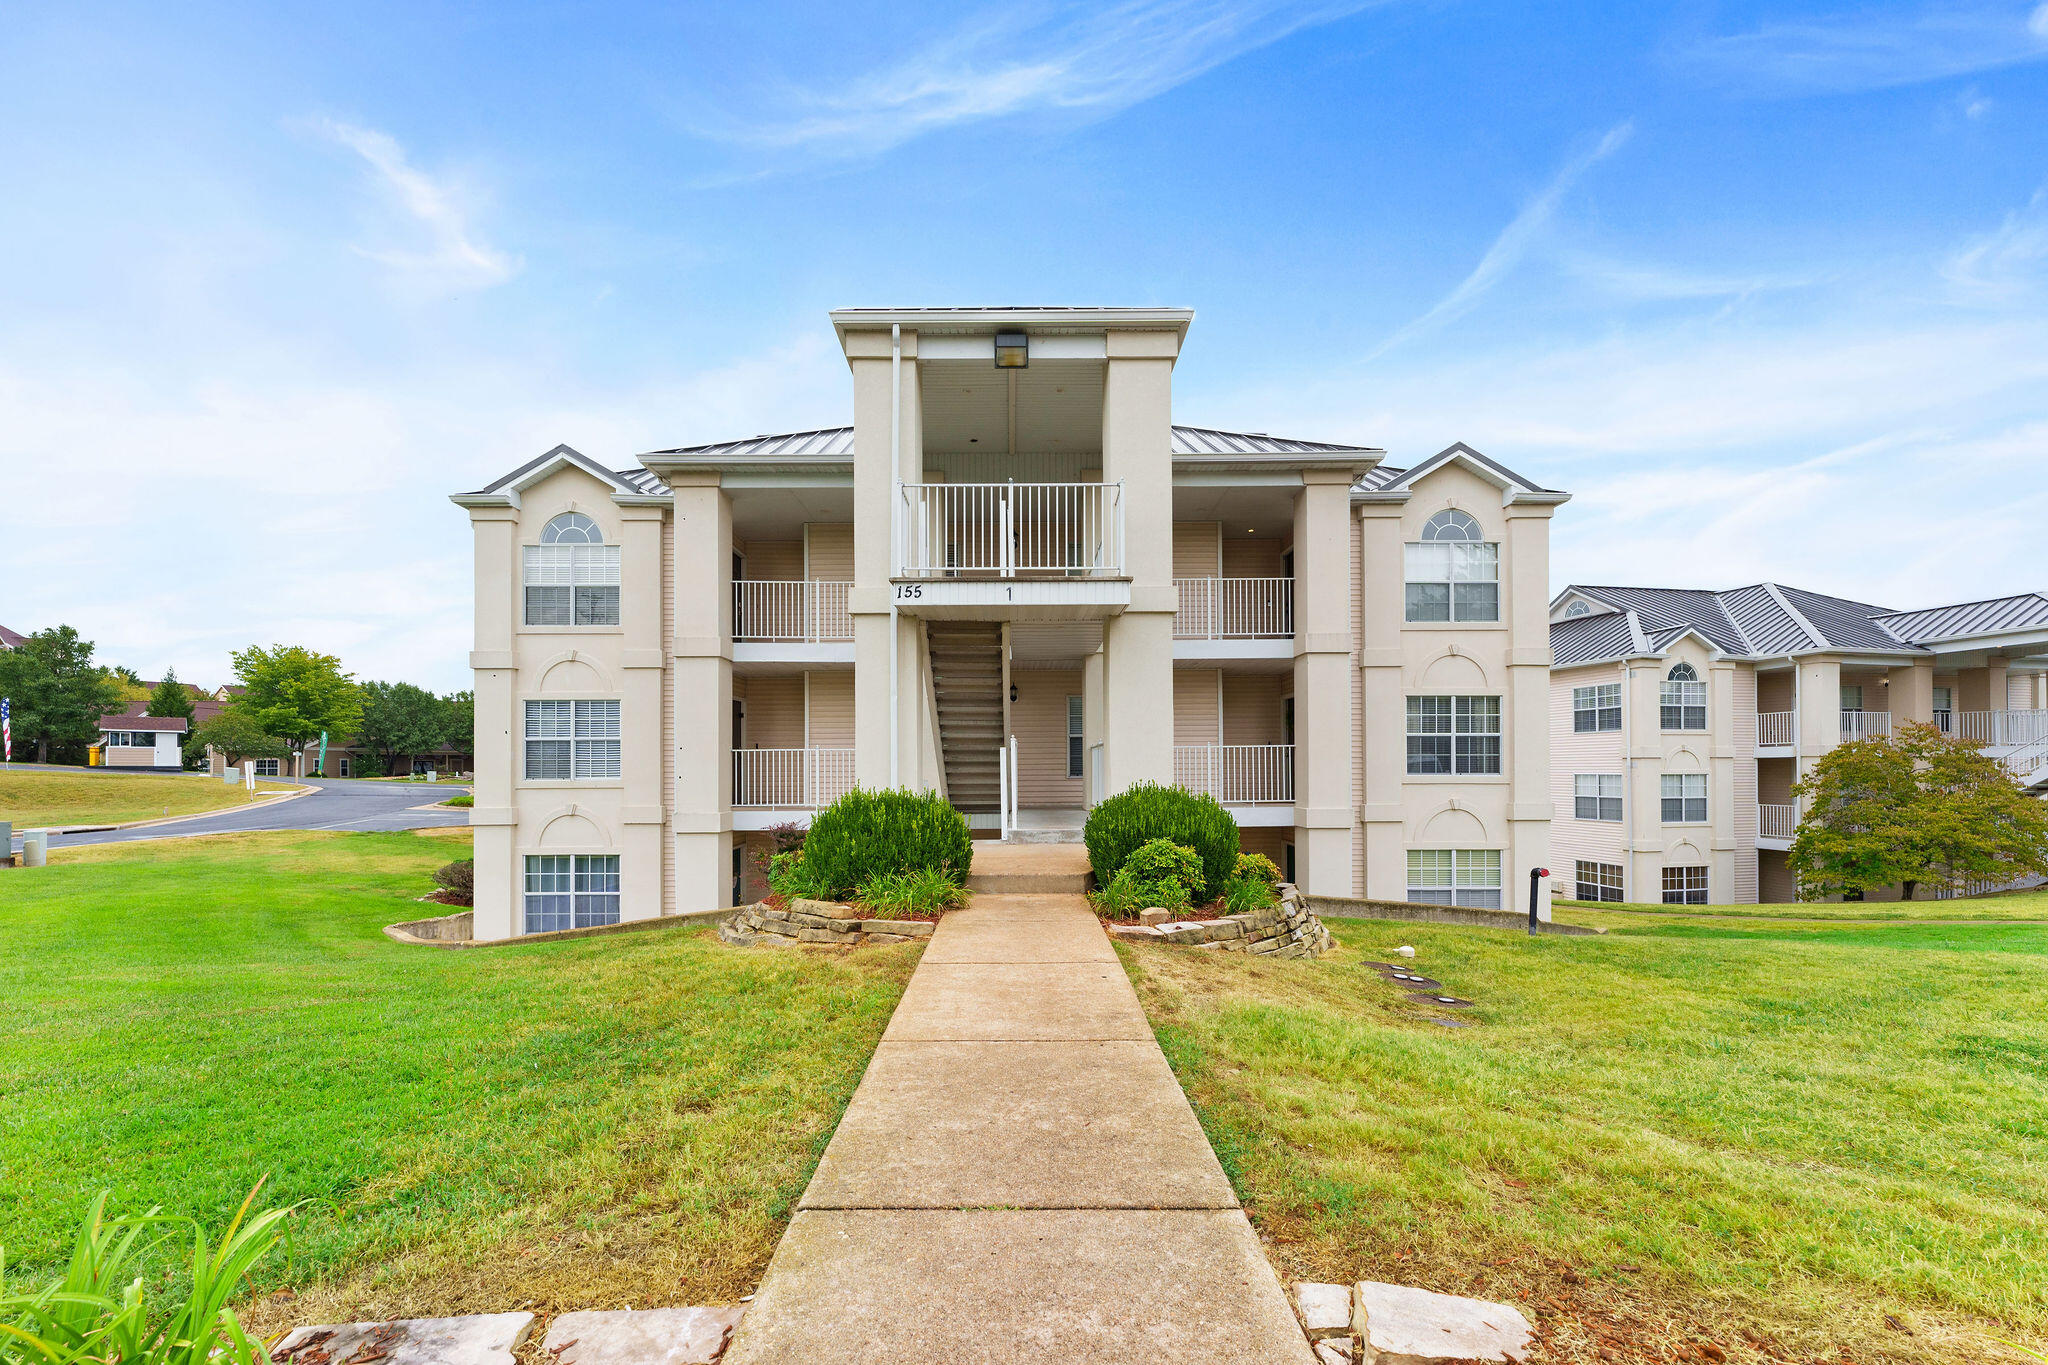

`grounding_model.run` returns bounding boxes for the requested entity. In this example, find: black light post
[1528,866,1549,935]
